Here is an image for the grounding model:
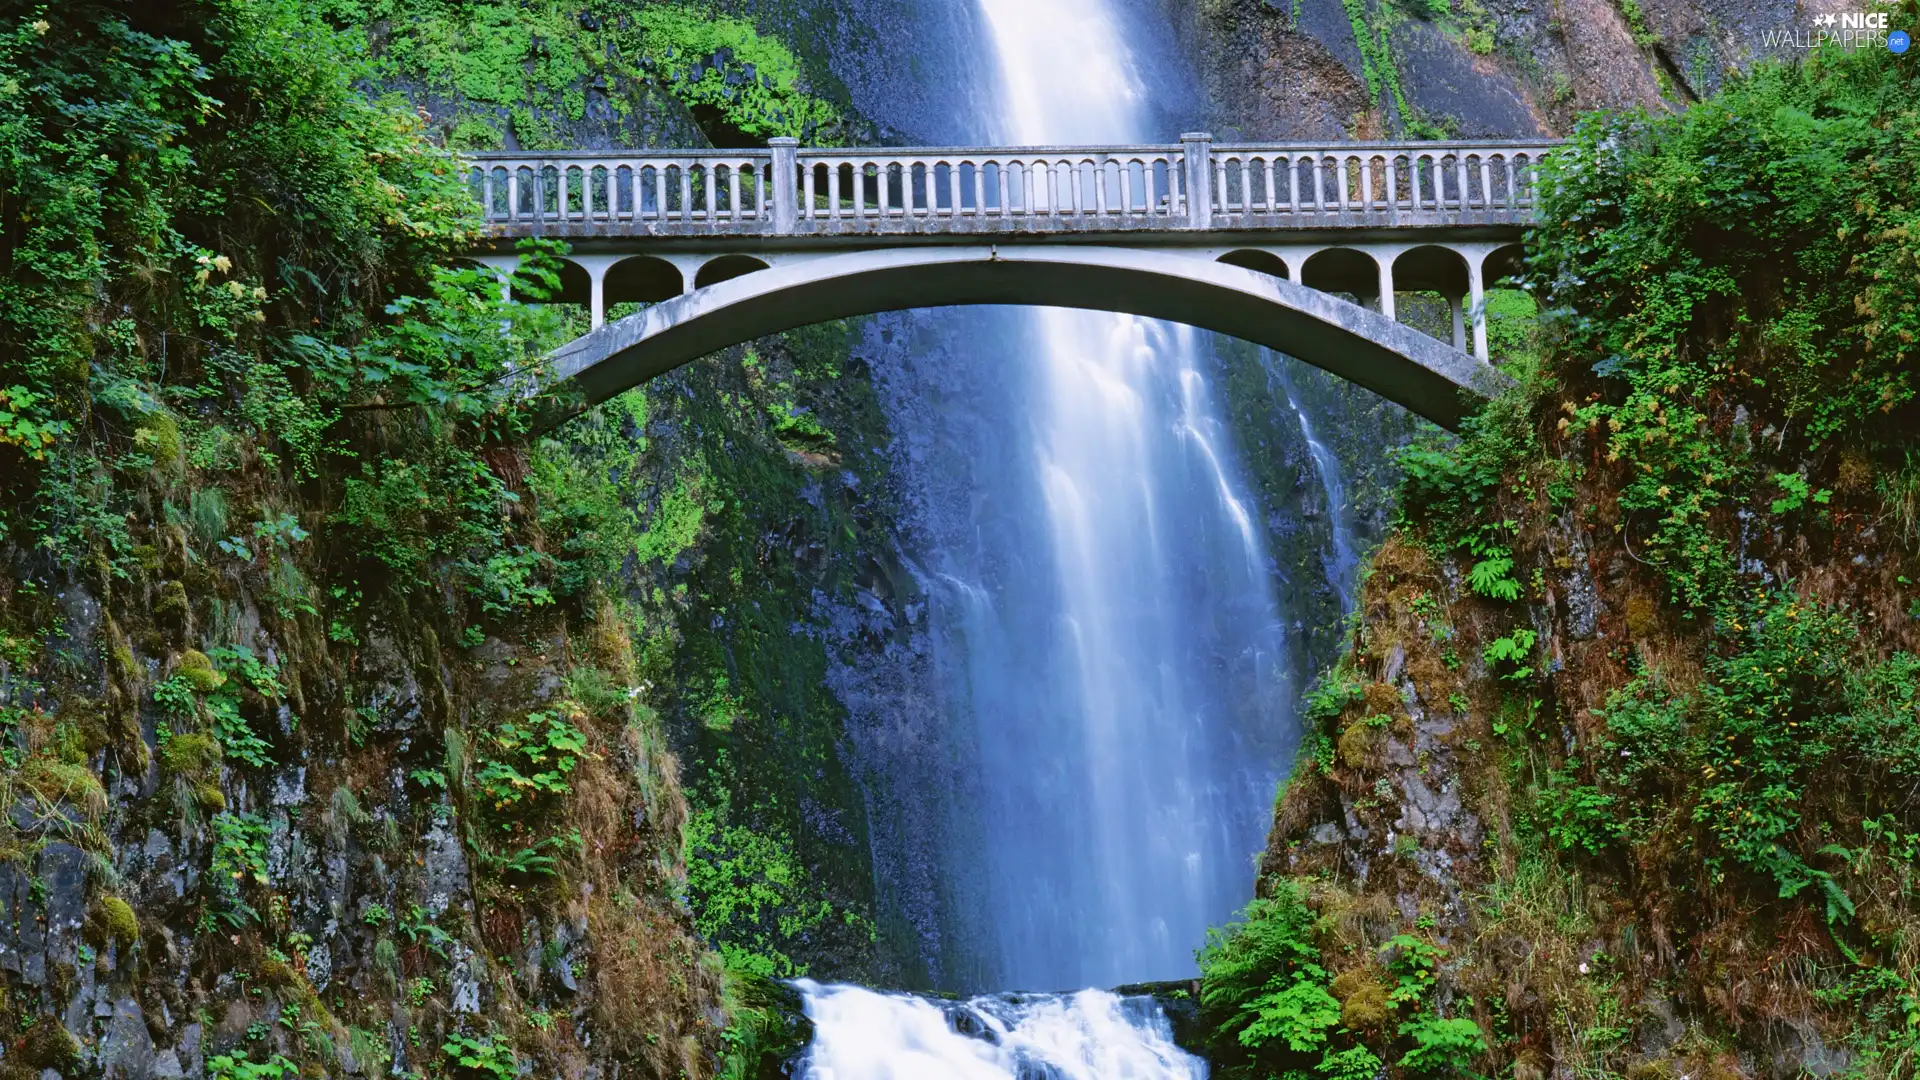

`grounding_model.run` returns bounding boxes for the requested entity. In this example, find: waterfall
[1264,353,1361,611]
[808,0,1294,1060]
[954,0,1291,992]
